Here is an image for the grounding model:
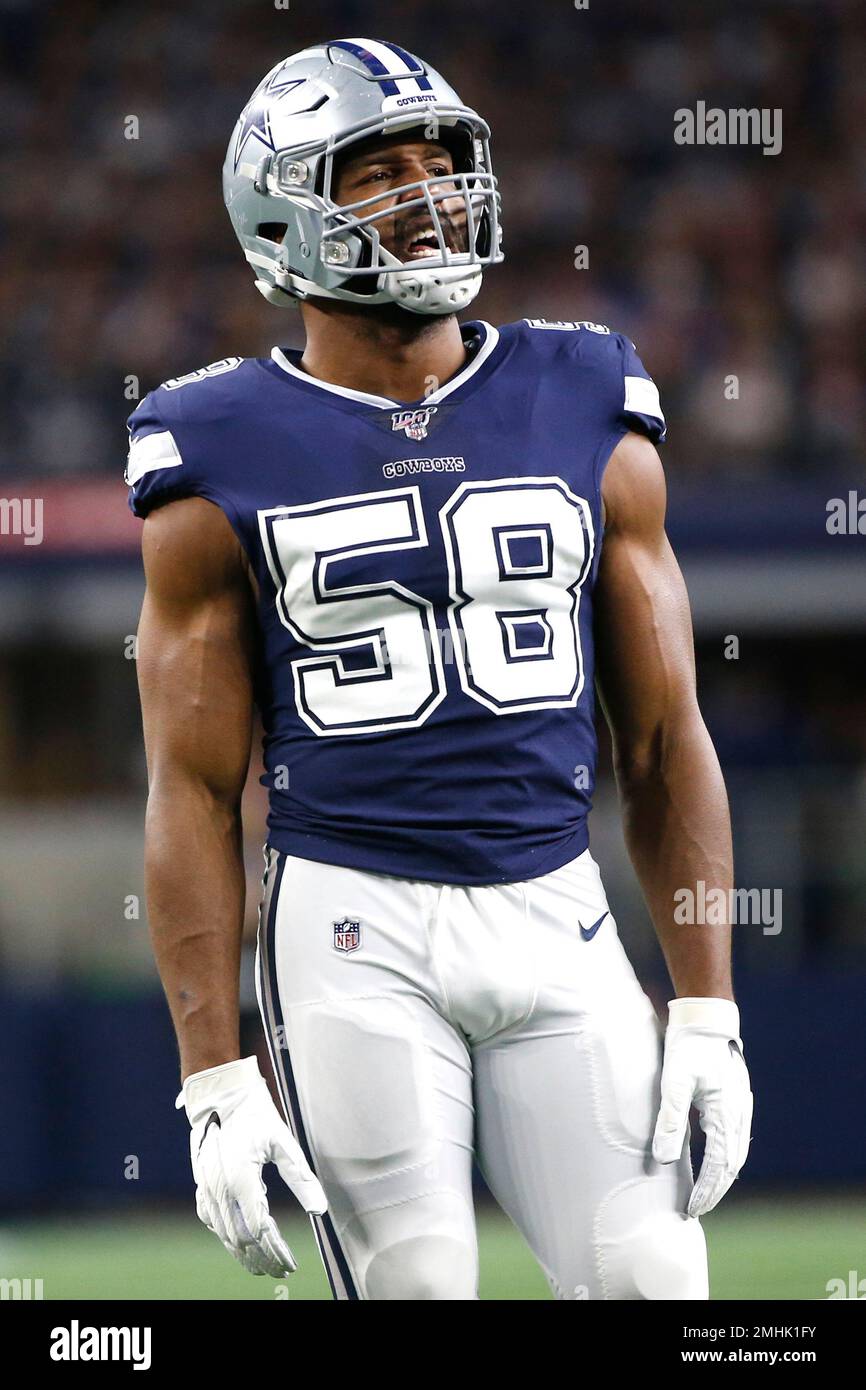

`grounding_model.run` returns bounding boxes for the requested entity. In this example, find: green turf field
[1,1195,861,1299]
